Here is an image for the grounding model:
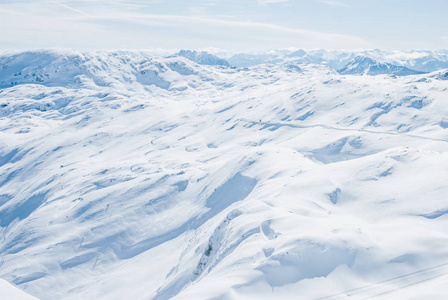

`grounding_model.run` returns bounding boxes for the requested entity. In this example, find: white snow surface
[1,50,448,299]
[0,279,38,300]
